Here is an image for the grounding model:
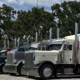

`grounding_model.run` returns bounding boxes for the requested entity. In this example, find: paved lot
[0,74,34,80]
[0,74,80,80]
